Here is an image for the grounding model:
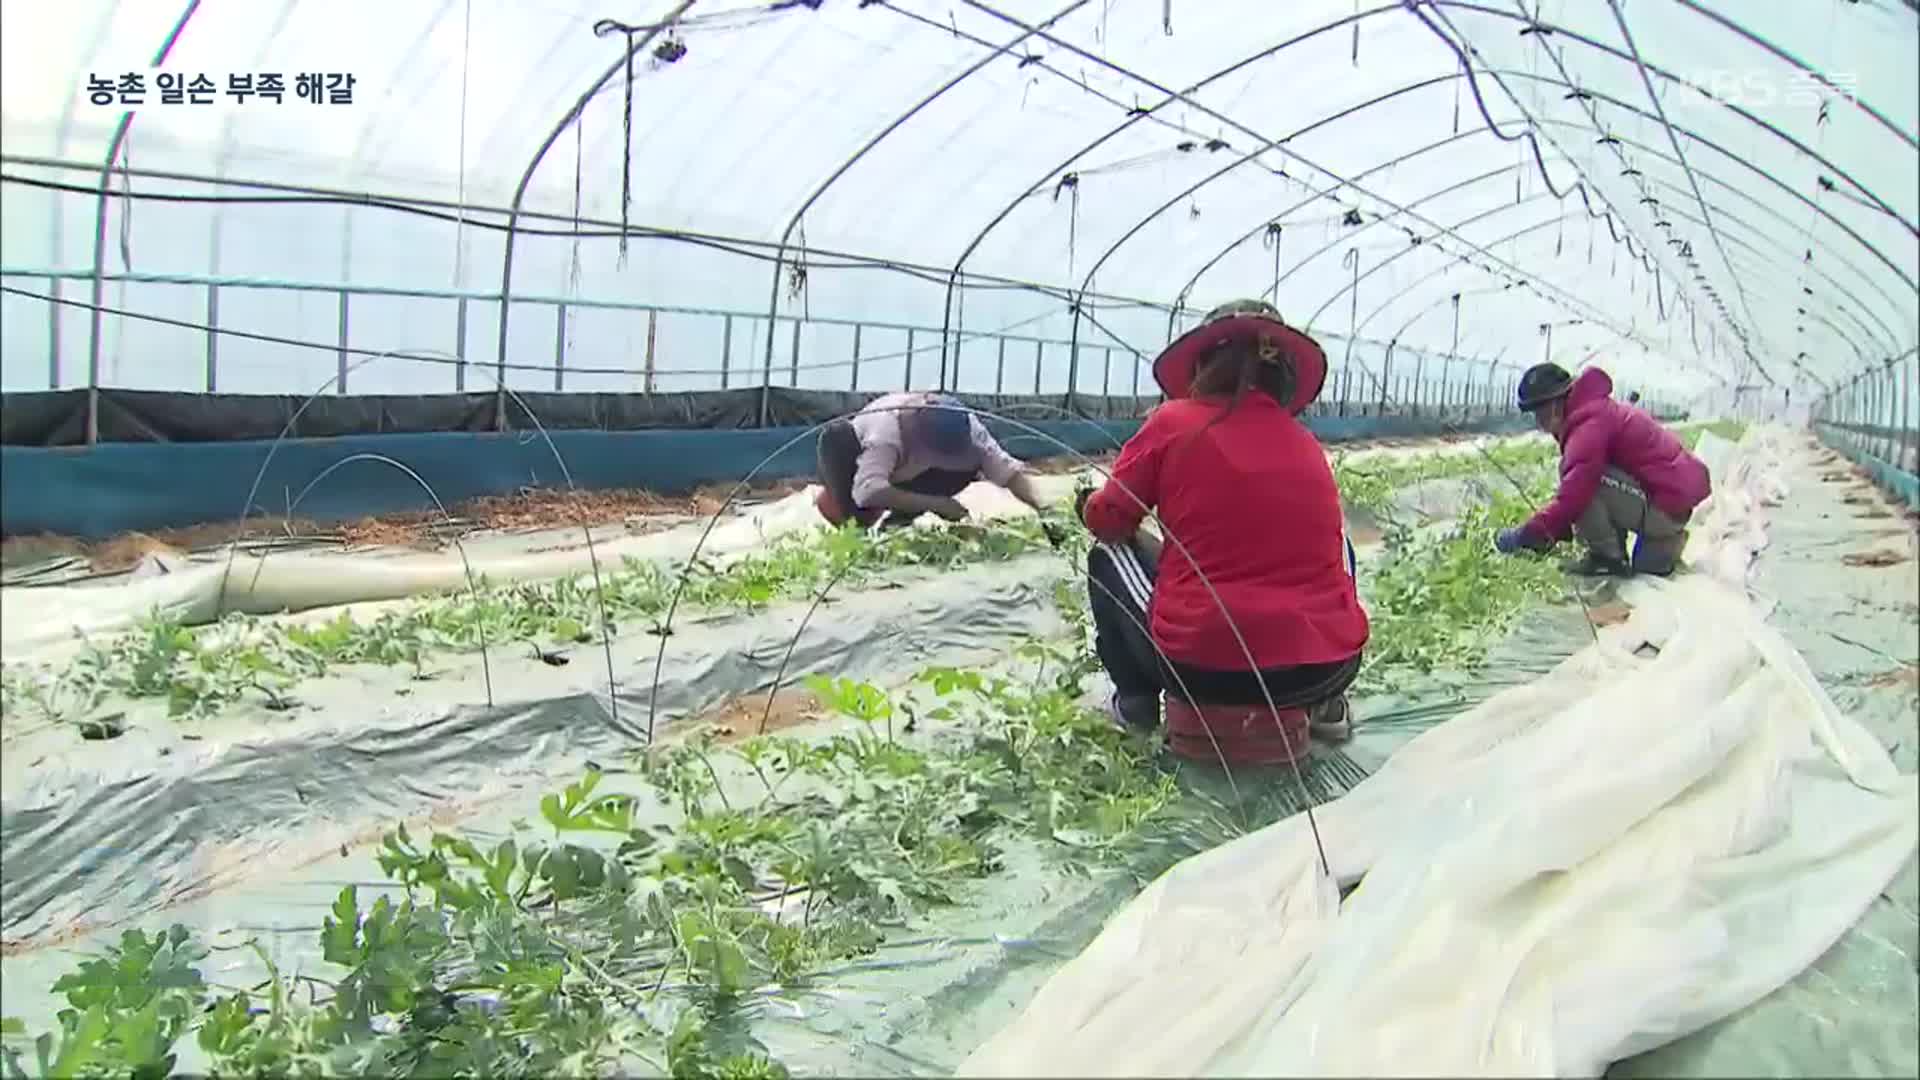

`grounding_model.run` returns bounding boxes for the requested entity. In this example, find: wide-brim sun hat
[1152,298,1328,414]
